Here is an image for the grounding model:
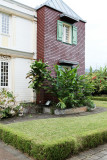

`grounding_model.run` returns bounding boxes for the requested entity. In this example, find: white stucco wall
[14,17,33,52]
[0,0,37,55]
[0,0,37,102]
[13,58,35,102]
